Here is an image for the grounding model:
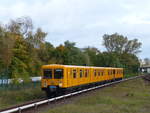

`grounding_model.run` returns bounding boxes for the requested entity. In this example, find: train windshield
[54,69,63,79]
[43,69,52,78]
